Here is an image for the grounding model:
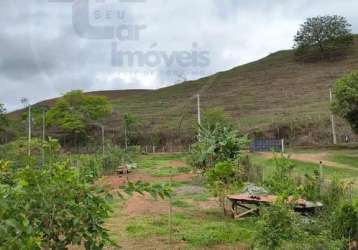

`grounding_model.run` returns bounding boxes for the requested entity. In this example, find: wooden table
[226,194,323,219]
